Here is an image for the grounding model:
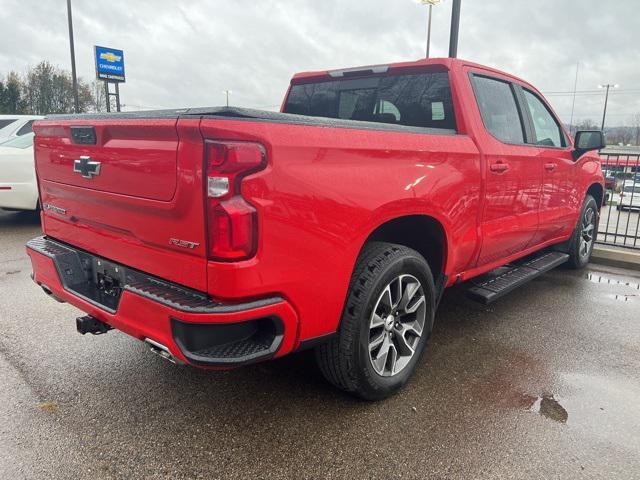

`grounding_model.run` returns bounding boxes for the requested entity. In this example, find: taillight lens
[205,141,266,261]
